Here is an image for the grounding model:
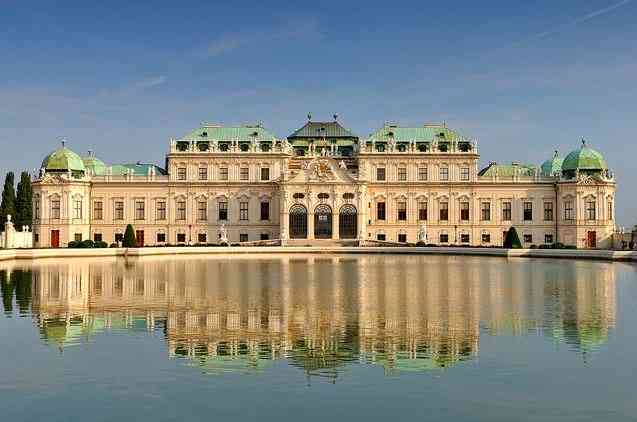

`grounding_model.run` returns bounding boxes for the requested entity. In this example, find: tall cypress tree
[15,171,33,231]
[0,172,16,232]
